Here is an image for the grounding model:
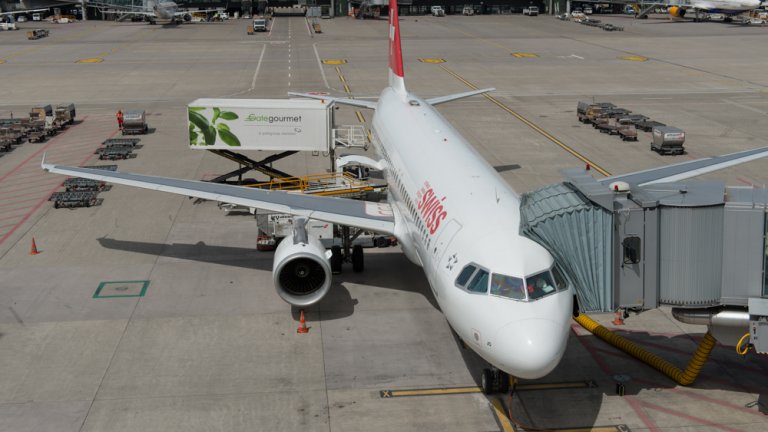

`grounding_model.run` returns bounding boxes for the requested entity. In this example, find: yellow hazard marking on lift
[418,58,446,64]
[367,129,373,143]
[622,55,648,62]
[355,111,365,123]
[76,58,104,64]
[512,52,538,58]
[323,59,347,65]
